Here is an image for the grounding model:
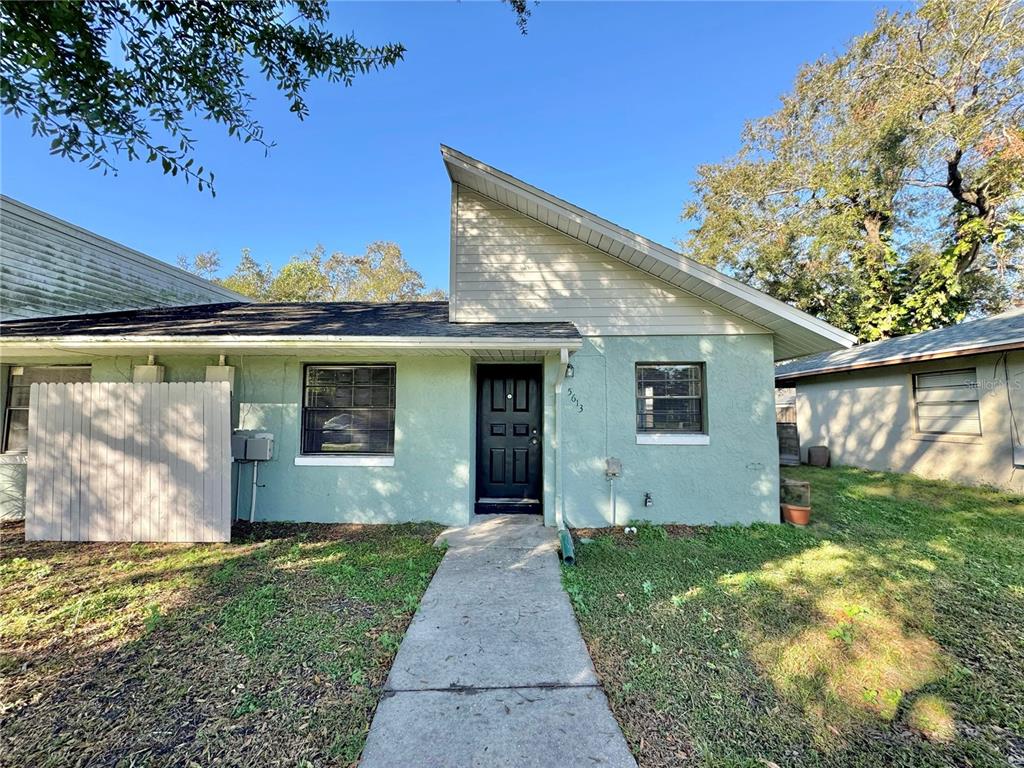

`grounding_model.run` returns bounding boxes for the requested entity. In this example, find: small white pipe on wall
[608,477,617,527]
[249,461,259,523]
